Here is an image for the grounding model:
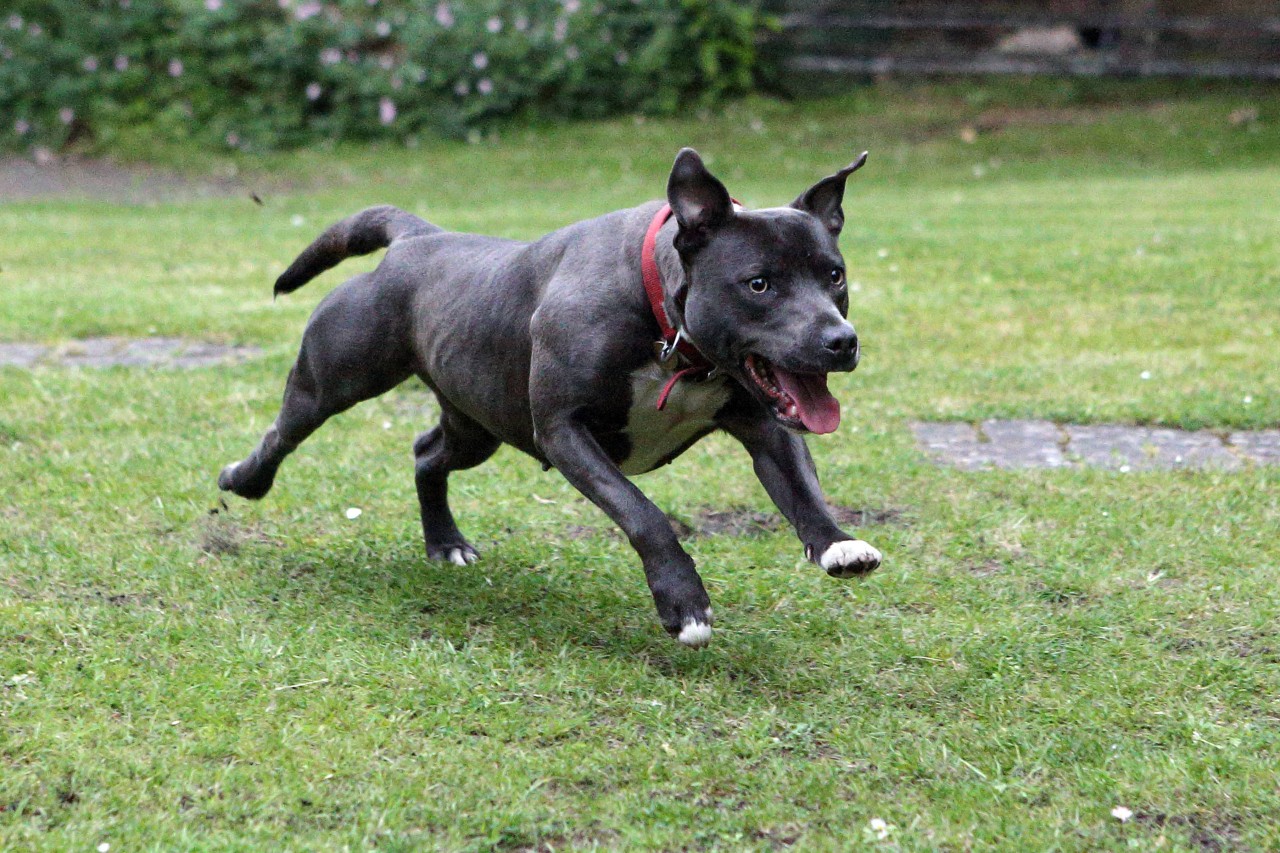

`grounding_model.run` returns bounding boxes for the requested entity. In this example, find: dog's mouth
[743,354,841,434]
